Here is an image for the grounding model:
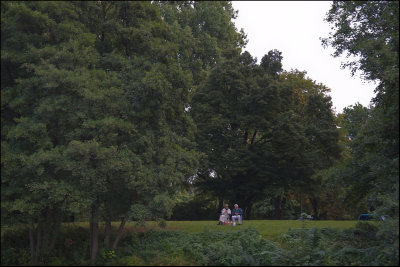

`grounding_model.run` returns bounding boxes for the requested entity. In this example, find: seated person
[231,204,243,226]
[217,204,231,225]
